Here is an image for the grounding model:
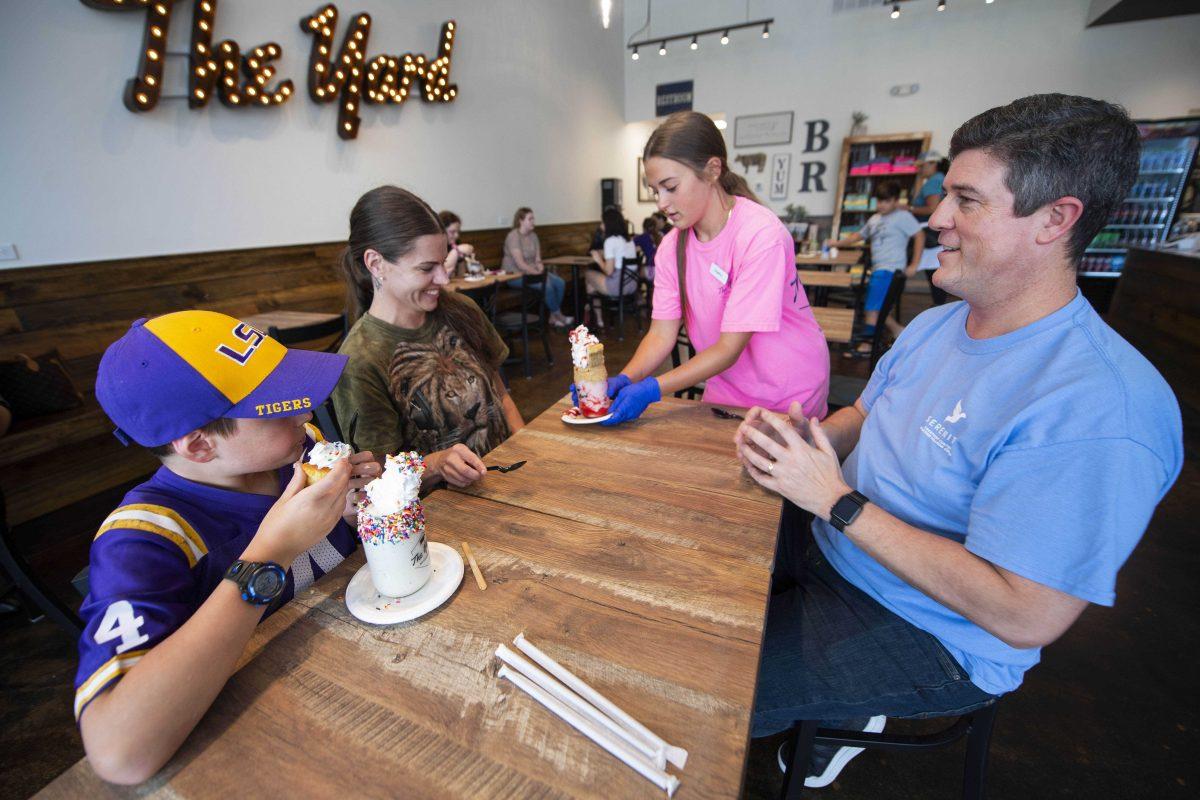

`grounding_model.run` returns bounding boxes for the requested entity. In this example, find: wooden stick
[462,542,487,591]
